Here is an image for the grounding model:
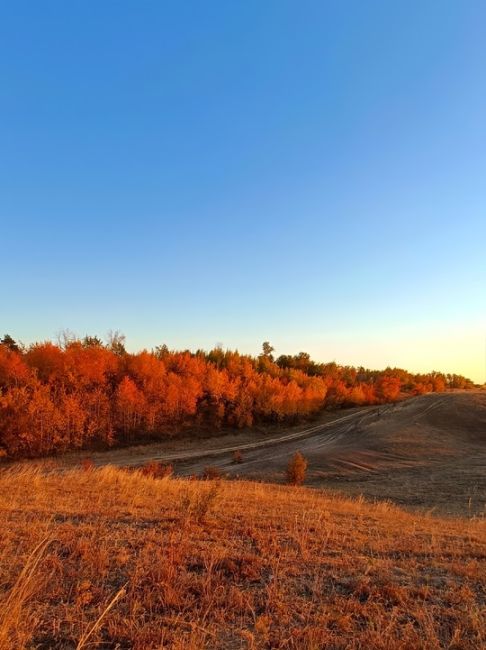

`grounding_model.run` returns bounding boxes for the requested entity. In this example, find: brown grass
[0,465,484,649]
